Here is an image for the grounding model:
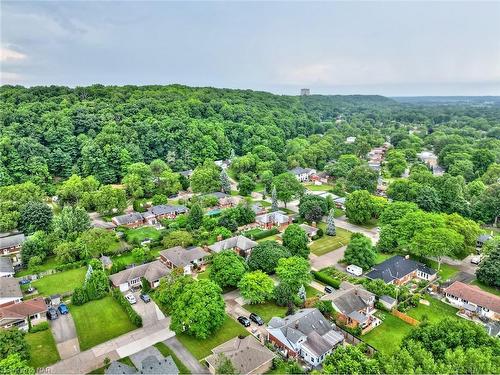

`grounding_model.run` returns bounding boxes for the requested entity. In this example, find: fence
[332,324,378,356]
[391,309,420,326]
